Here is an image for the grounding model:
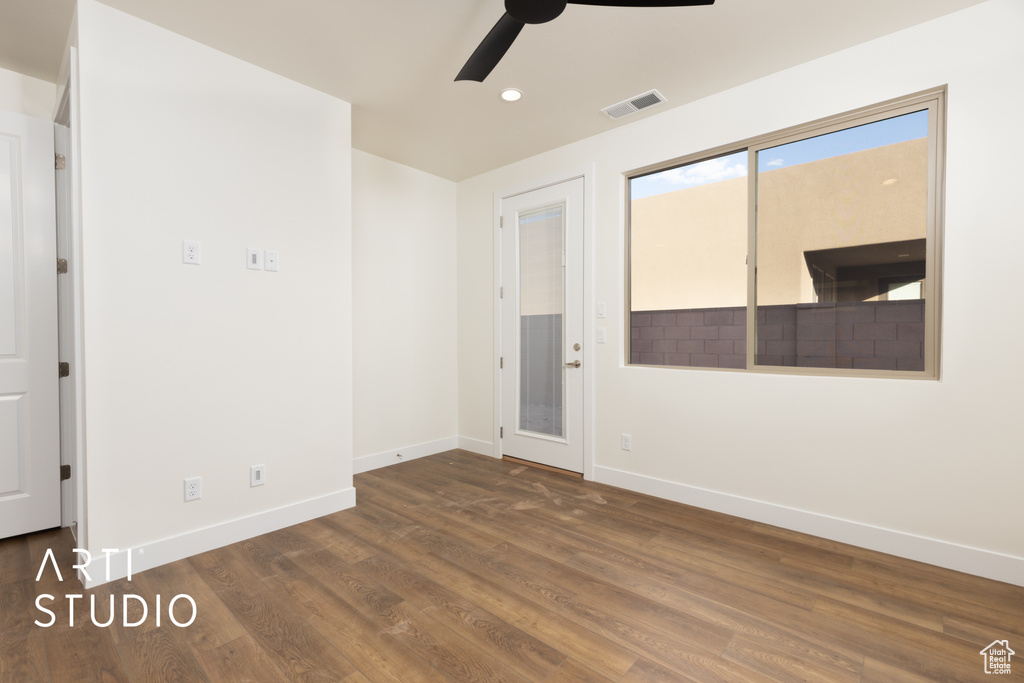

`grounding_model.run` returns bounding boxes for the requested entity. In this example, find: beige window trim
[625,87,946,380]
